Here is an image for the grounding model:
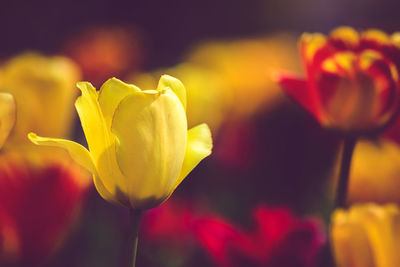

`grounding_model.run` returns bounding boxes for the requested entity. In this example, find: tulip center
[316,50,398,131]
